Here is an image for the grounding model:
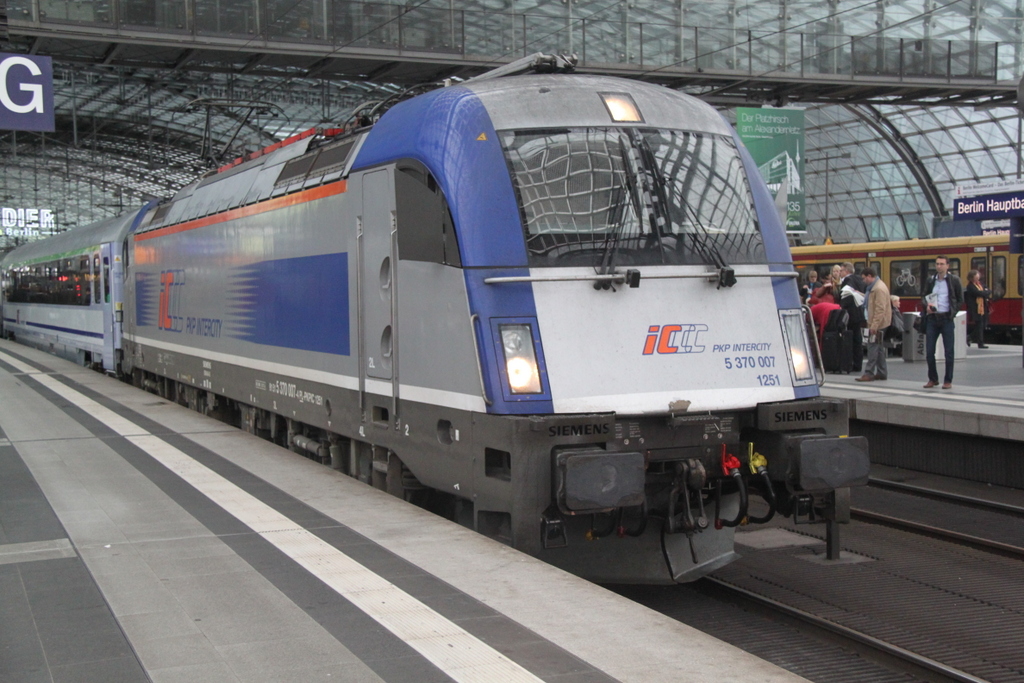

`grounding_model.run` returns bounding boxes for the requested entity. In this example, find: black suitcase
[839,329,856,374]
[850,329,864,373]
[822,331,842,373]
